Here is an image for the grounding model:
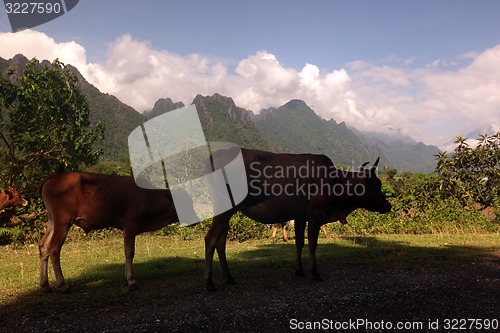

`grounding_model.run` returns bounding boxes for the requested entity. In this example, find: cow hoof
[56,284,71,293]
[41,286,52,293]
[206,282,217,292]
[295,269,306,277]
[312,274,324,282]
